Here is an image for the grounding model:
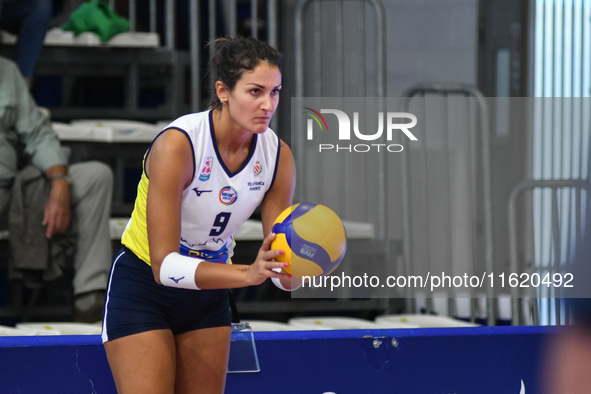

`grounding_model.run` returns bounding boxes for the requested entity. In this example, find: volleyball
[270,203,347,279]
